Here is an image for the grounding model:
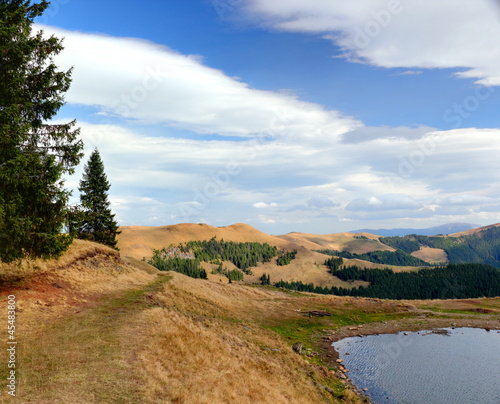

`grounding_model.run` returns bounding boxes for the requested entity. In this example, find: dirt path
[1,273,170,404]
